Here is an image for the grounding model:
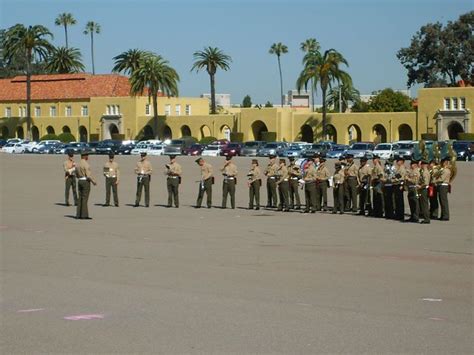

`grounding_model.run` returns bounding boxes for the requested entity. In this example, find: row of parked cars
[1,137,473,161]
